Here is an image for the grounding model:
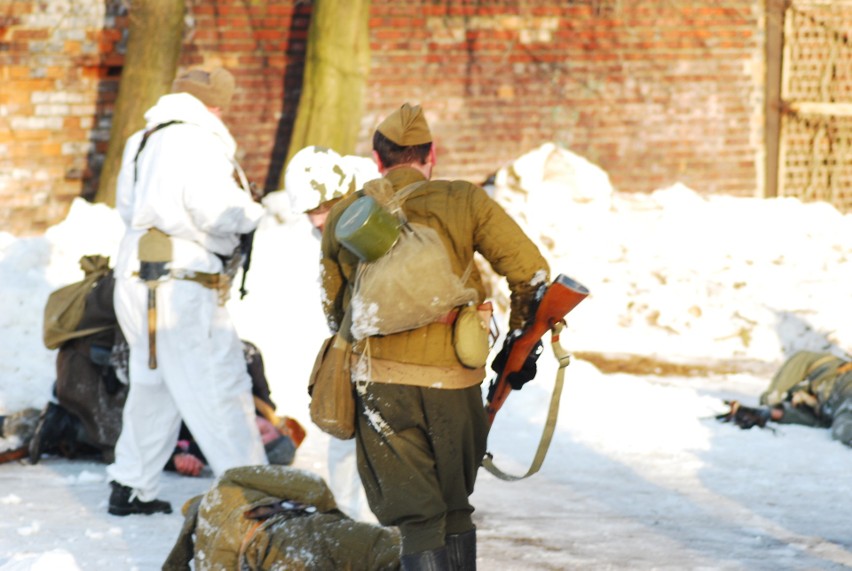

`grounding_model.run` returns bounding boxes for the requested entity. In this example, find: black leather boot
[446,529,477,570]
[108,481,172,516]
[401,546,450,571]
[28,402,68,463]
